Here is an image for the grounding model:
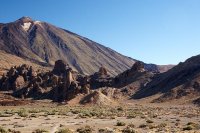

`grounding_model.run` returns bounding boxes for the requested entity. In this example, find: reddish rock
[14,76,25,90]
